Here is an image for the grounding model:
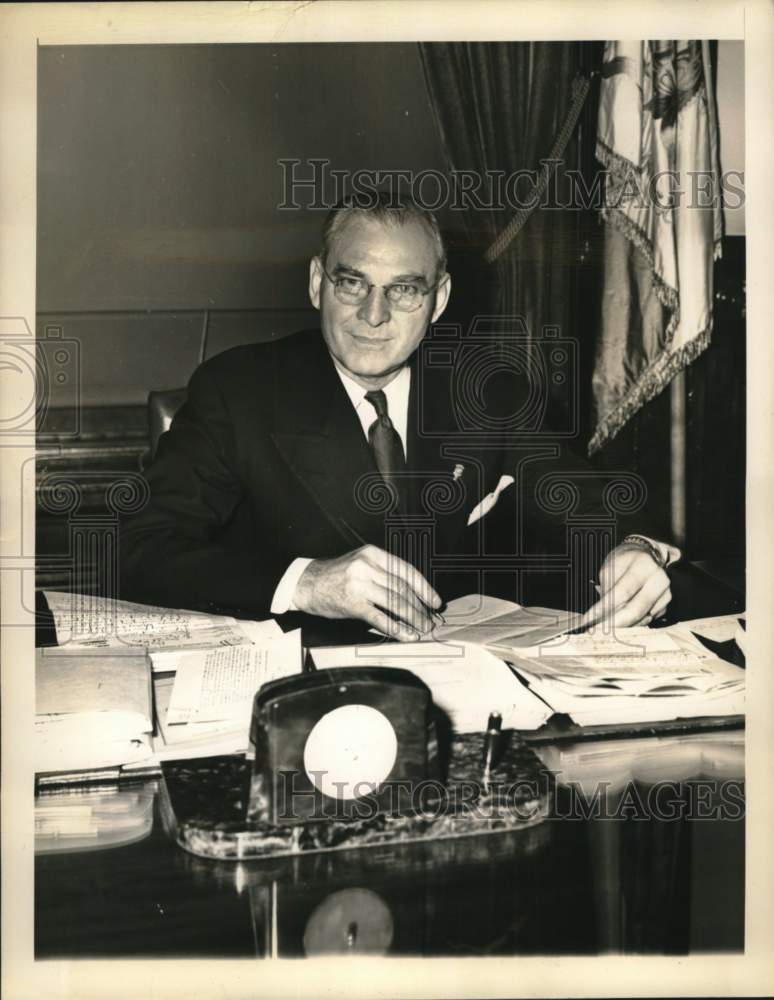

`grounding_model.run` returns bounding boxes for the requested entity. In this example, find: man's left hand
[582,543,672,628]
